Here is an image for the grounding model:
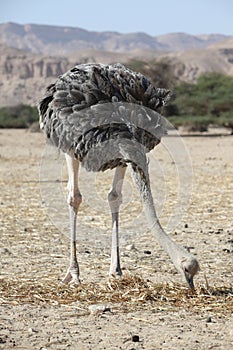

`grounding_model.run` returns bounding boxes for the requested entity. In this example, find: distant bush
[127,63,233,132]
[166,73,233,132]
[168,115,215,132]
[0,105,38,128]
